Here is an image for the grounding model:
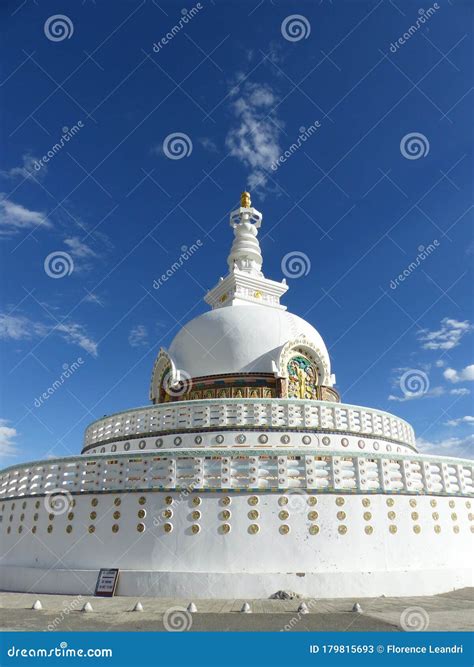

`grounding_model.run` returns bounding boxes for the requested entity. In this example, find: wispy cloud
[443,364,474,383]
[418,318,473,351]
[64,236,99,272]
[128,324,149,348]
[0,196,50,236]
[0,419,18,459]
[444,416,474,427]
[388,386,445,402]
[199,137,218,153]
[0,312,98,357]
[225,80,282,194]
[417,434,473,459]
[82,292,104,307]
[1,153,46,182]
[450,387,470,396]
